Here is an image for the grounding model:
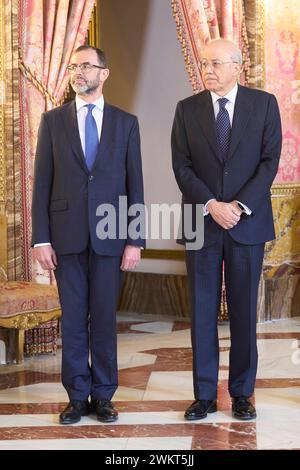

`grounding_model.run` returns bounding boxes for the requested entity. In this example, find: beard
[71,75,100,95]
